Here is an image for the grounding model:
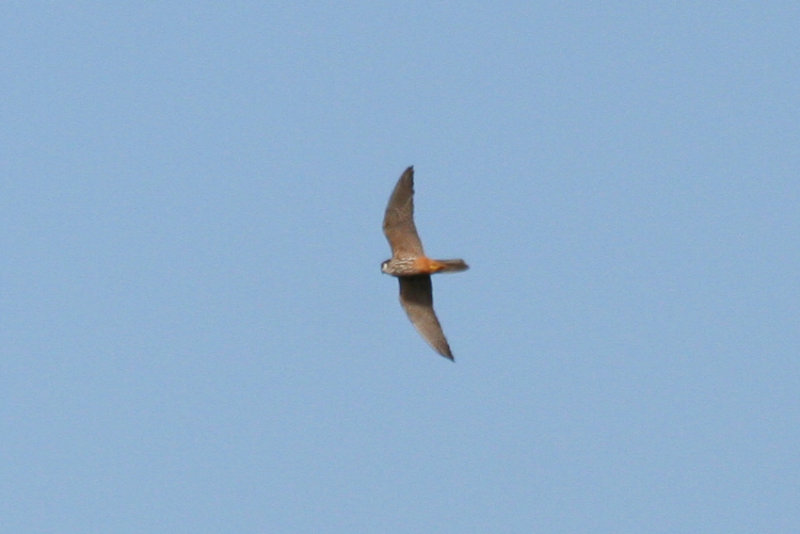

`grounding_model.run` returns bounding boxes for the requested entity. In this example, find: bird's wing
[398,275,453,360]
[383,166,425,258]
